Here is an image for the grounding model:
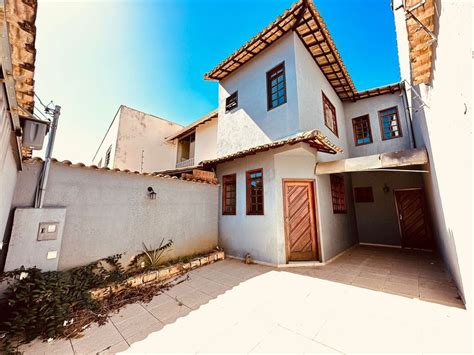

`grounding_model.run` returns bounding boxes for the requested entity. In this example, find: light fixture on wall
[147,187,157,200]
[382,183,390,194]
